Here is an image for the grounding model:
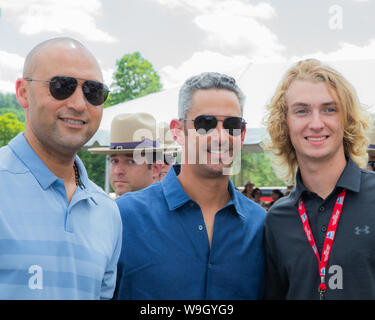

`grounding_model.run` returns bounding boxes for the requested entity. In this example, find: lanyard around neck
[297,189,346,300]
